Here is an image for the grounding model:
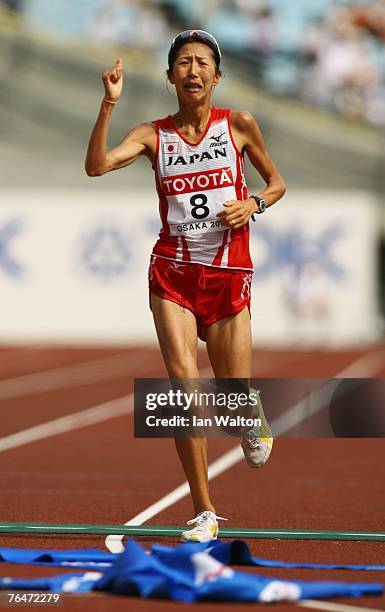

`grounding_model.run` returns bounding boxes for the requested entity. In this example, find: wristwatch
[250,195,266,222]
